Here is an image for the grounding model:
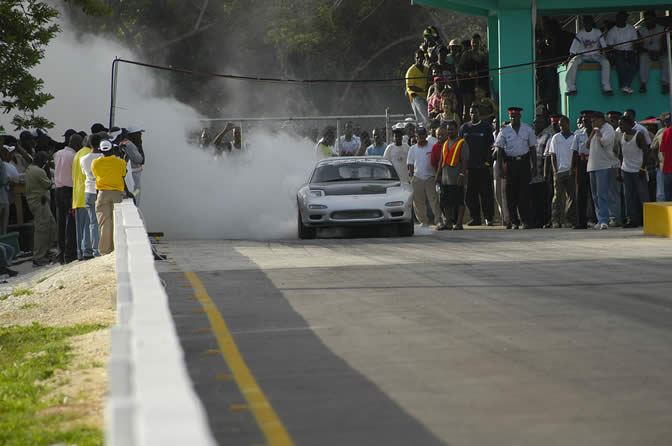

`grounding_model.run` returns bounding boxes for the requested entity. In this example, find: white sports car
[297,157,414,239]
